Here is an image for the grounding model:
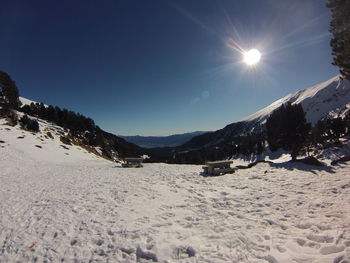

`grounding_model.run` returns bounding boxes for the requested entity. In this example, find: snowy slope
[243,75,350,125]
[19,97,37,106]
[1,118,350,262]
[0,117,103,164]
